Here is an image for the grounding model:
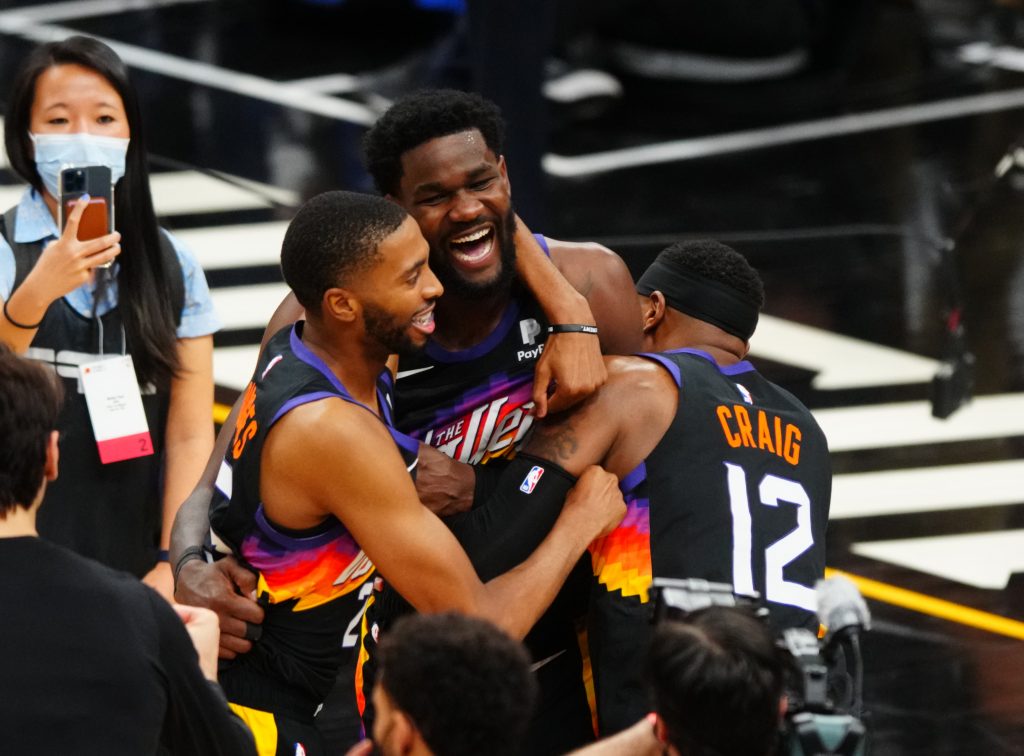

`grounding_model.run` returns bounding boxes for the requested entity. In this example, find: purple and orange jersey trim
[242,505,374,612]
[589,463,652,602]
[410,372,536,465]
